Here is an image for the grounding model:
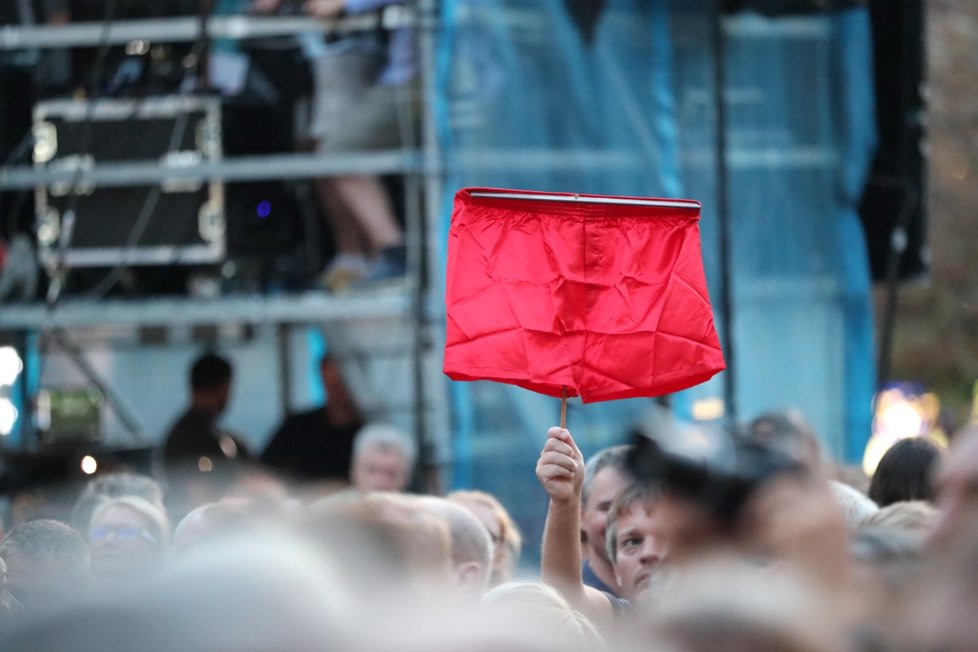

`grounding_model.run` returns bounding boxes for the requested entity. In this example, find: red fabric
[443,187,726,403]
